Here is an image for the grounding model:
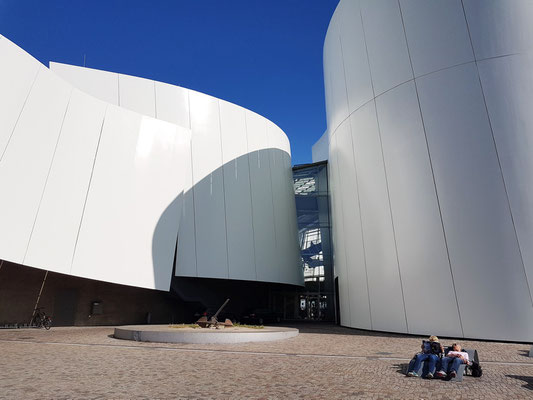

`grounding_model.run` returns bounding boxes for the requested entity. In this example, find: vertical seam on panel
[331,136,350,326]
[340,15,373,325]
[347,114,372,330]
[399,0,465,336]
[360,3,409,333]
[153,82,157,119]
[461,0,477,62]
[70,106,107,272]
[266,122,278,282]
[169,117,180,284]
[217,101,230,279]
[270,146,281,283]
[289,153,300,285]
[325,165,338,323]
[337,35,353,326]
[0,67,40,163]
[279,146,287,284]
[326,72,335,144]
[117,74,121,106]
[171,144,180,286]
[23,88,73,263]
[187,91,199,276]
[323,43,330,130]
[244,112,258,280]
[461,0,533,308]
